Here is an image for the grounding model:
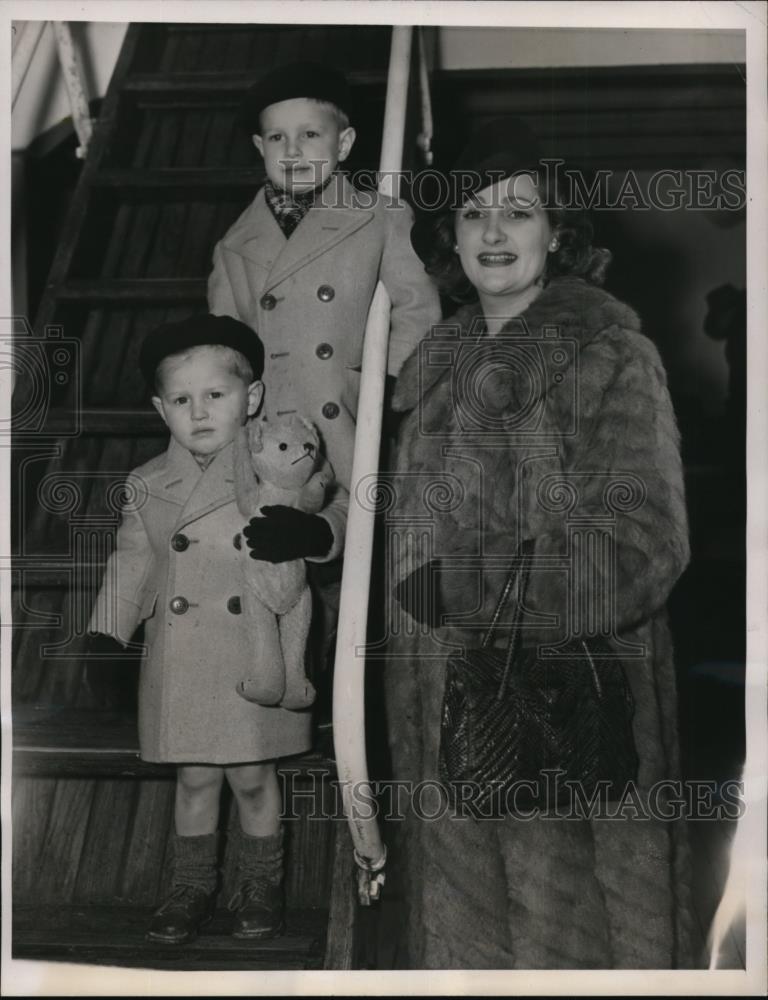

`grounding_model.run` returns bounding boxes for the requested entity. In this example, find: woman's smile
[477,251,518,266]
